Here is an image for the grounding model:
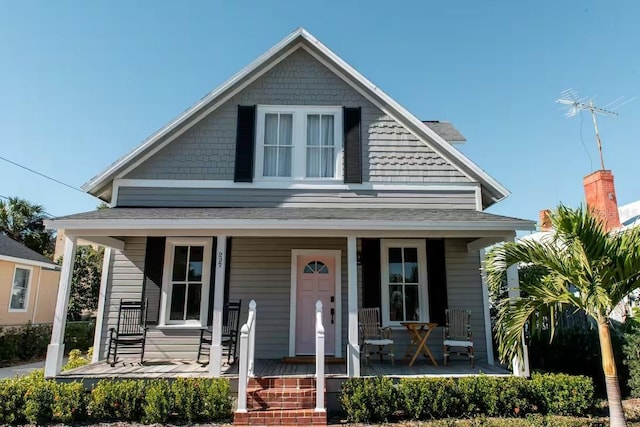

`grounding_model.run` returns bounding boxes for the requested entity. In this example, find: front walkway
[57,358,508,381]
